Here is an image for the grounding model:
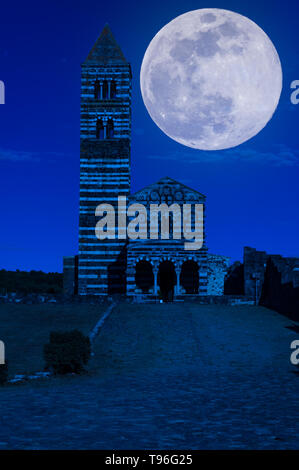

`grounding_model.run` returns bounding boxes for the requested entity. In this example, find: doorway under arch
[158,260,176,302]
[180,260,199,294]
[135,260,154,294]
